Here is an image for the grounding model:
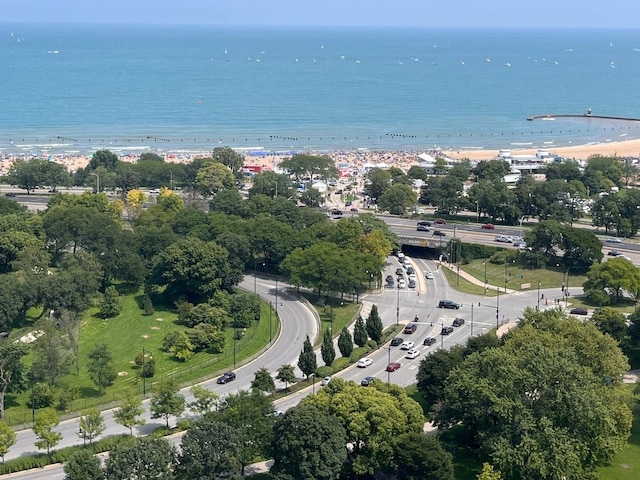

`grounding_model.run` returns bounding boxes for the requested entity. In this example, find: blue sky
[4,1,640,28]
